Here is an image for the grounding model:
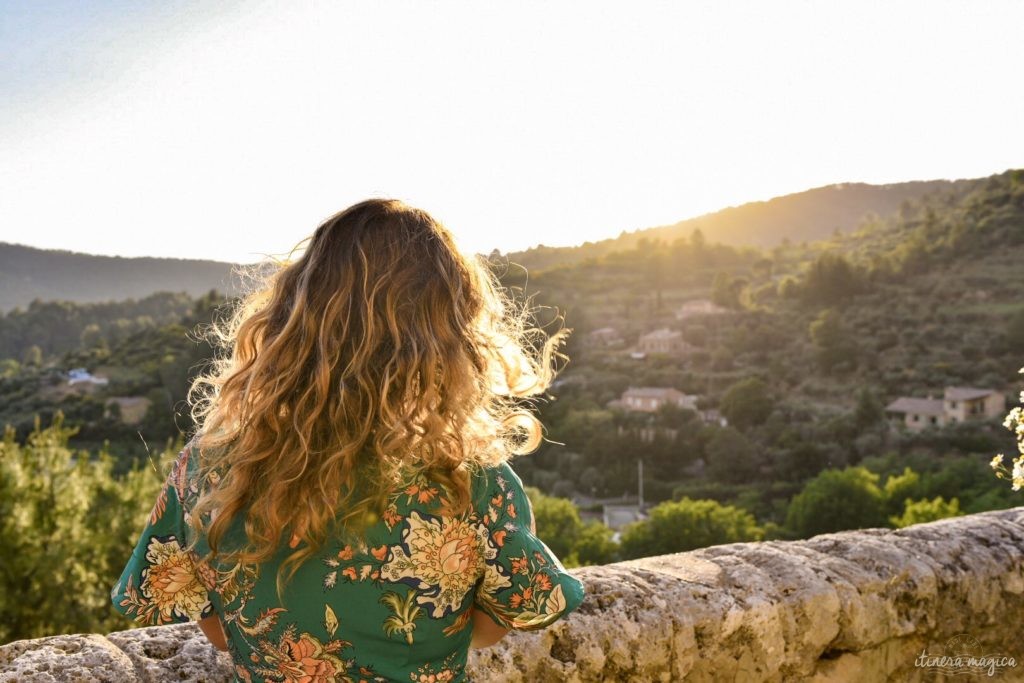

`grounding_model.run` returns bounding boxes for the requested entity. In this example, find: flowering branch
[991,368,1024,492]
